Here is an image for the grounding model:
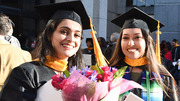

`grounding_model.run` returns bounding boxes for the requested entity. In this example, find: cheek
[121,40,126,48]
[76,39,81,47]
[140,40,146,52]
